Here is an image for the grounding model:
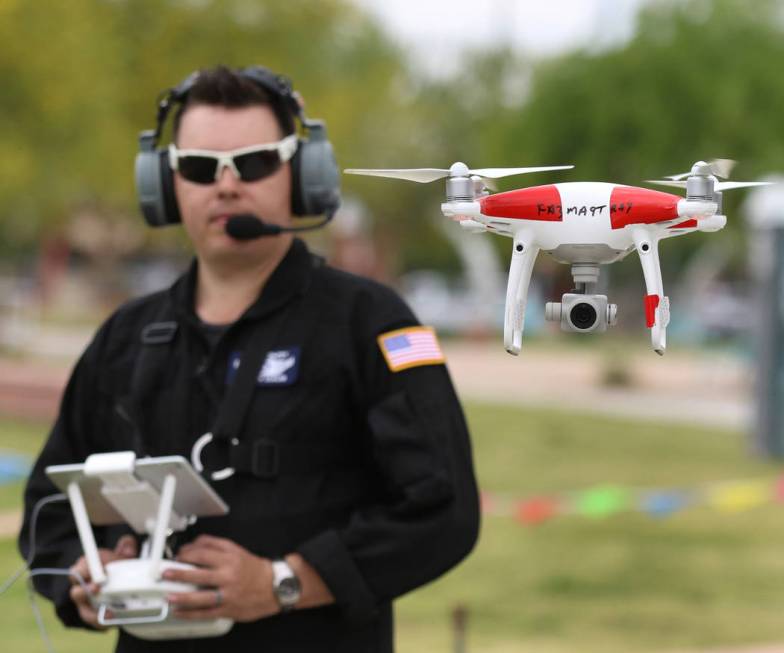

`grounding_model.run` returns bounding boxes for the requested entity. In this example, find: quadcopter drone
[345,160,770,355]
